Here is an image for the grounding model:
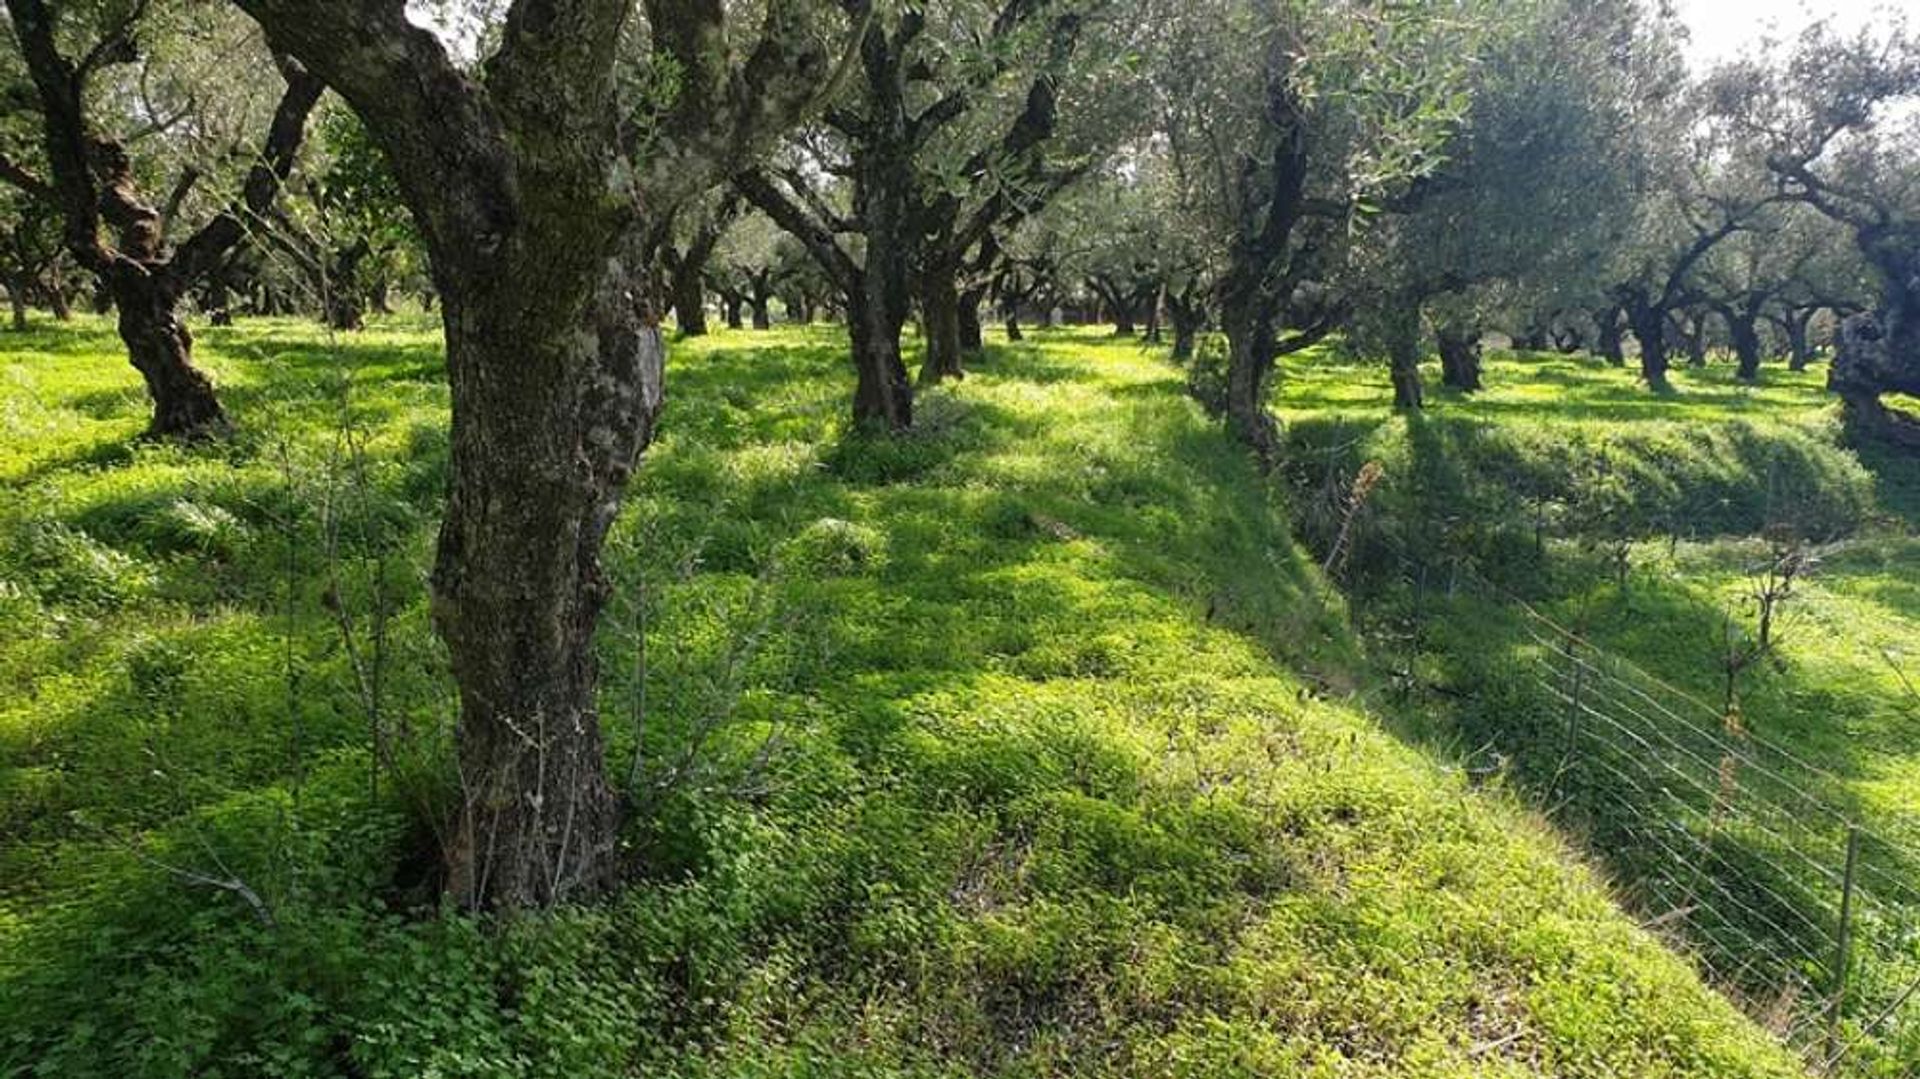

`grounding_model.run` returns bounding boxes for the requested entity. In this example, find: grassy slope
[0,318,1796,1077]
[1273,345,1920,1070]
